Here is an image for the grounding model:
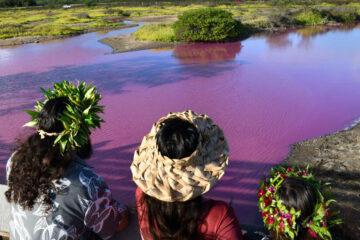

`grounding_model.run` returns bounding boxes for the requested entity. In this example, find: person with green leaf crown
[5,81,129,240]
[257,166,342,240]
